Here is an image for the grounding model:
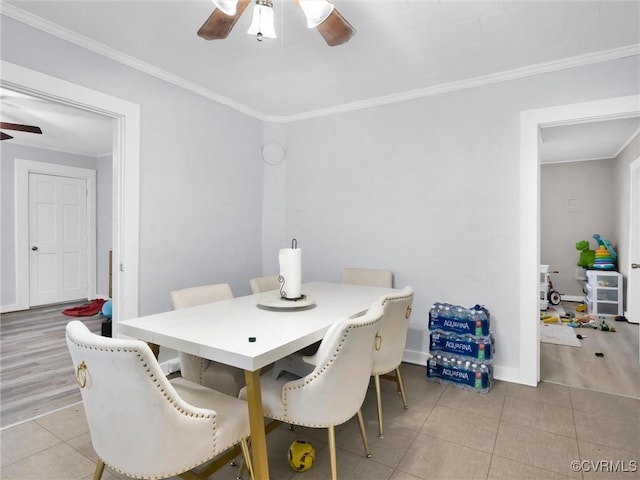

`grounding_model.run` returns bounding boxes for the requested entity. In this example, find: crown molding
[3,4,639,125]
[615,124,640,158]
[283,44,640,123]
[1,4,268,121]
